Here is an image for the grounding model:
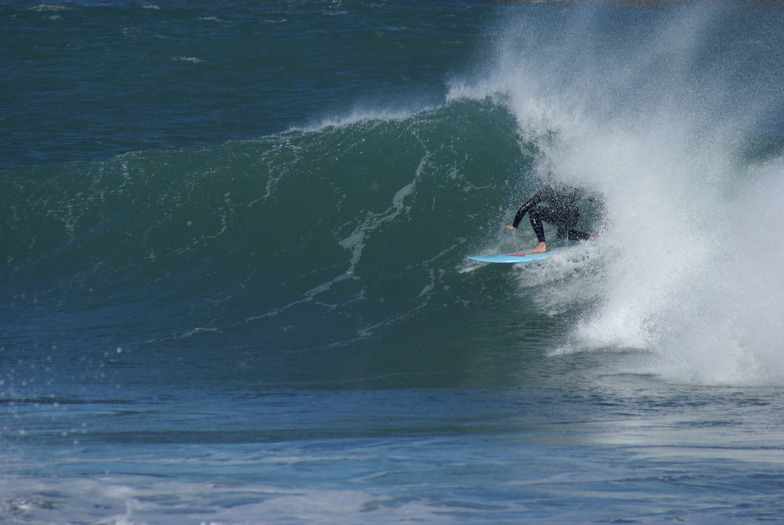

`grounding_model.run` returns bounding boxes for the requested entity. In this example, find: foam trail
[458,3,784,385]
